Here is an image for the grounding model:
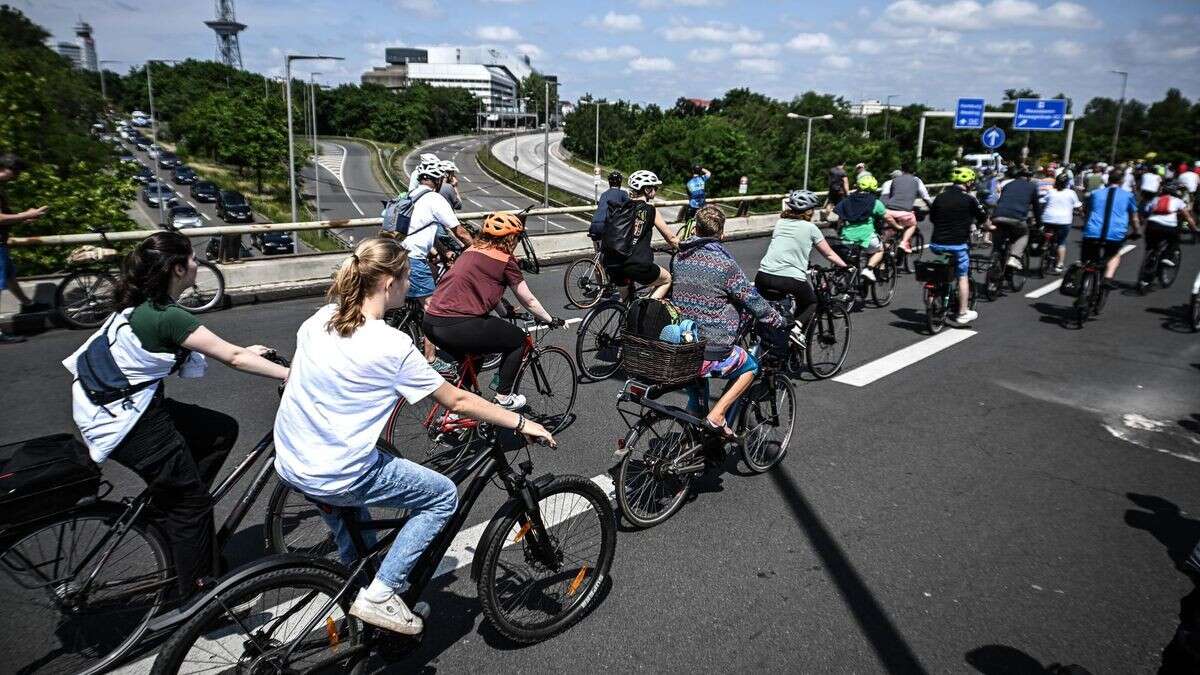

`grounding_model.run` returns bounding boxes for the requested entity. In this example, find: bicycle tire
[575,302,625,381]
[738,372,795,473]
[924,287,945,335]
[805,304,851,379]
[1159,248,1181,288]
[1190,293,1200,333]
[150,566,363,675]
[265,478,414,563]
[910,230,925,264]
[176,260,226,314]
[870,254,898,307]
[1007,251,1028,291]
[1075,273,1094,328]
[564,257,607,309]
[56,270,117,329]
[615,413,698,529]
[514,345,577,433]
[476,475,616,643]
[1040,247,1056,277]
[0,502,171,675]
